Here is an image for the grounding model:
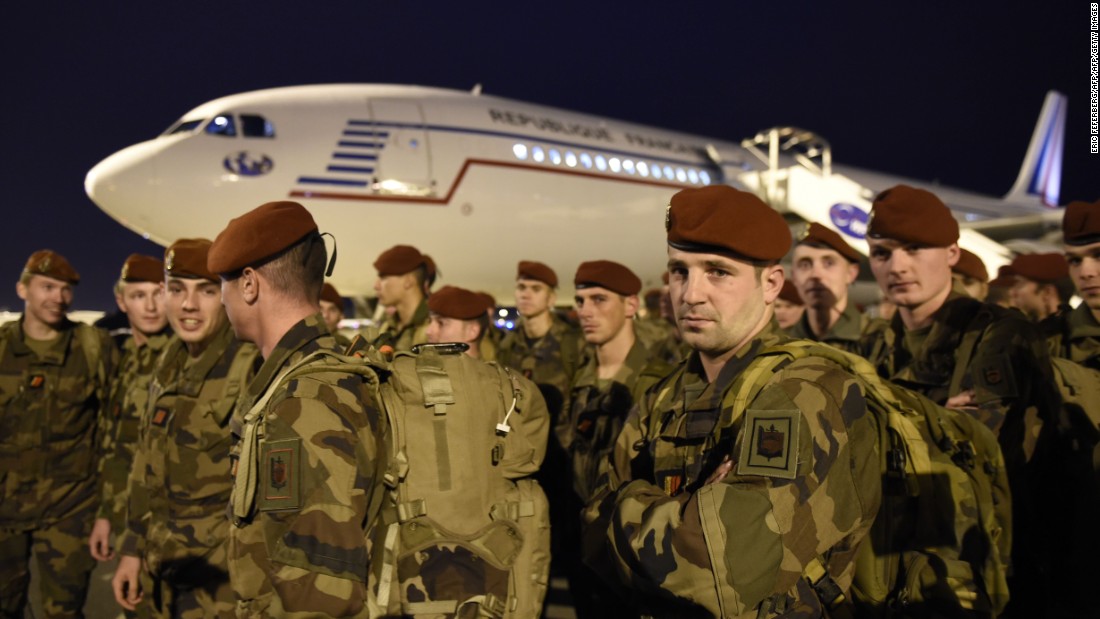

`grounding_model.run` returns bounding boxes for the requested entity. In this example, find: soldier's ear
[945,244,961,268]
[761,265,784,304]
[624,294,640,319]
[239,267,260,304]
[15,281,26,301]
